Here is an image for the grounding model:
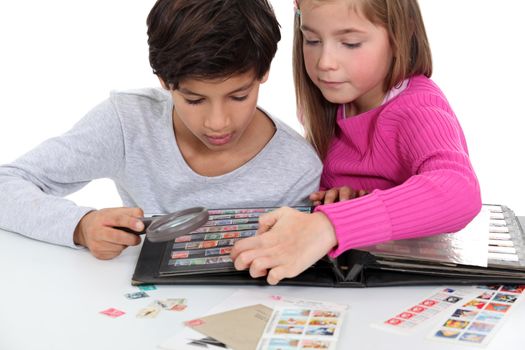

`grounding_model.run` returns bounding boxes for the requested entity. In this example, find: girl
[231,0,481,285]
